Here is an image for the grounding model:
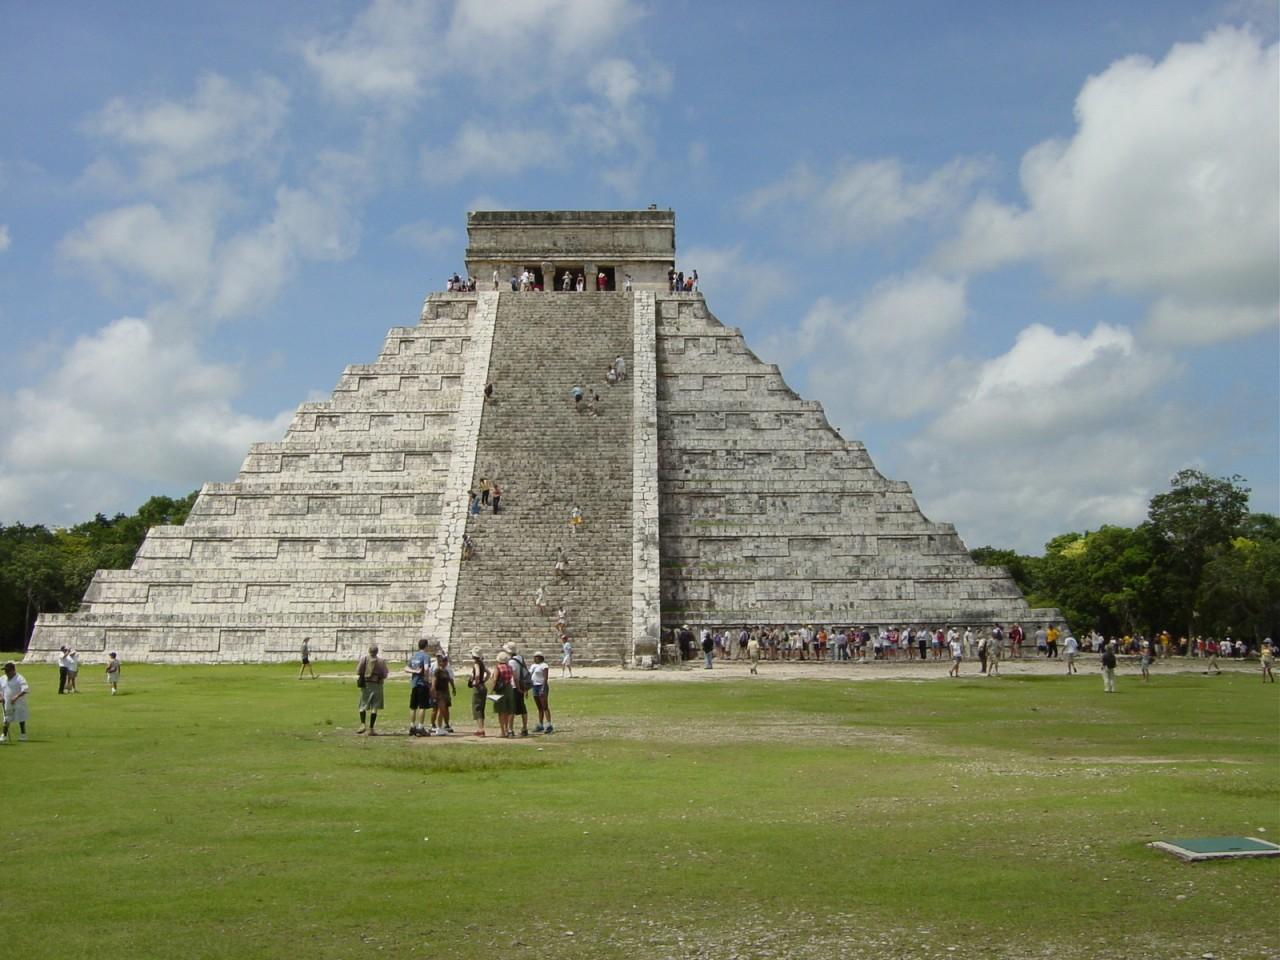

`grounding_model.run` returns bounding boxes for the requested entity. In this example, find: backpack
[513,655,533,692]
